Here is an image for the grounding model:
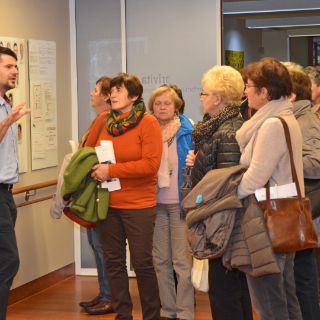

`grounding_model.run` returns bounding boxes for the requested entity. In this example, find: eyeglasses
[245,83,258,89]
[200,91,215,98]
